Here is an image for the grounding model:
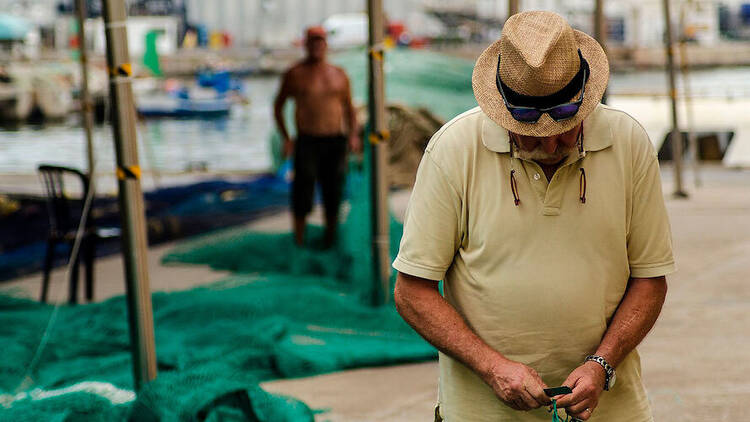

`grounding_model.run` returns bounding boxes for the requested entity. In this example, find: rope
[548,399,579,422]
[16,159,98,394]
